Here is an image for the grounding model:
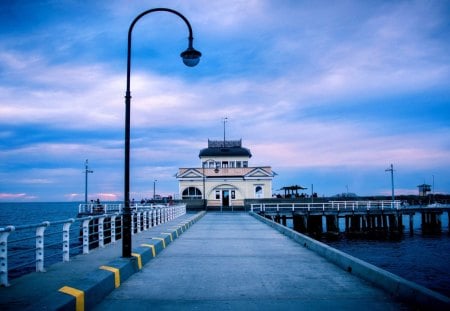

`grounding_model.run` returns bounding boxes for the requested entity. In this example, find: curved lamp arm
[126,8,201,94]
